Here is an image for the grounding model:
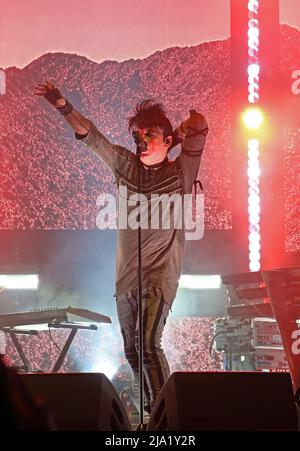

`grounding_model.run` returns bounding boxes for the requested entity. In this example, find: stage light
[179,275,221,290]
[249,260,260,272]
[248,192,260,210]
[248,185,260,197]
[249,231,260,243]
[0,274,39,290]
[249,223,260,233]
[243,108,264,129]
[248,63,260,78]
[248,0,259,14]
